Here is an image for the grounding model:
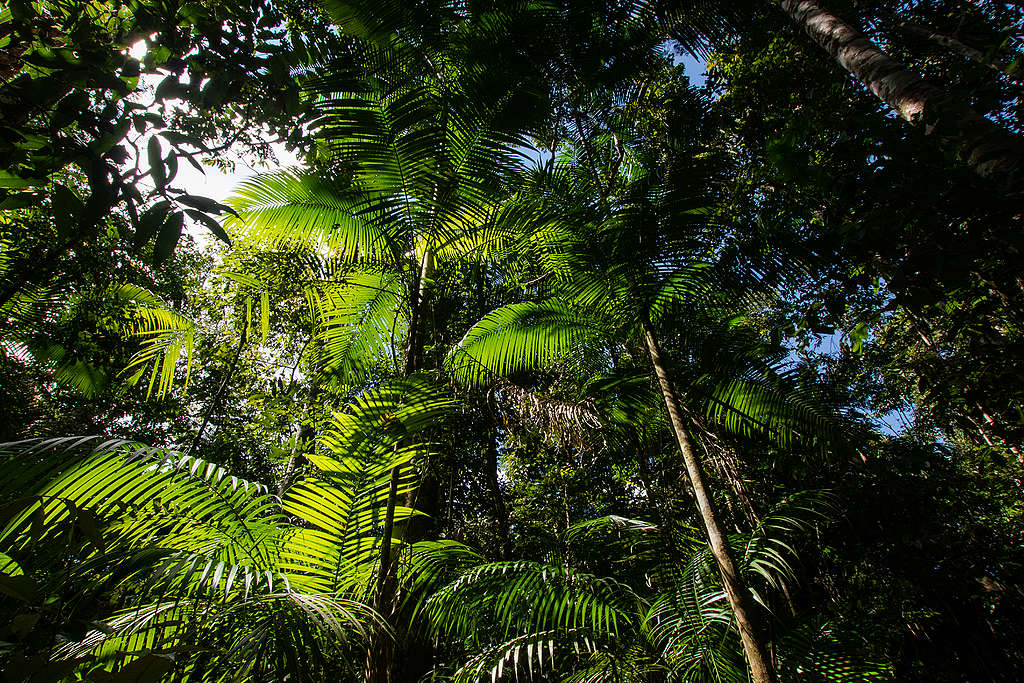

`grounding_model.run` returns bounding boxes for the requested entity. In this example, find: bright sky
[173,144,300,203]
